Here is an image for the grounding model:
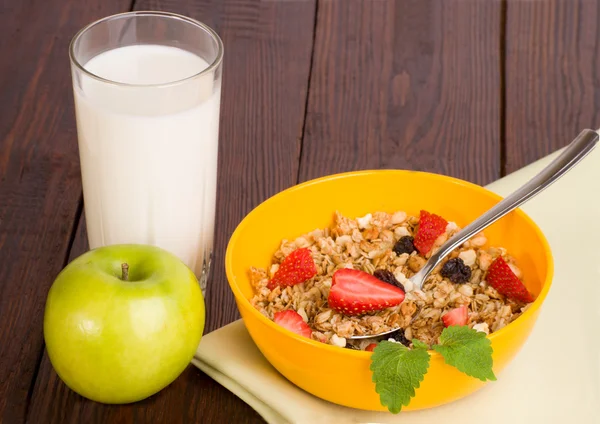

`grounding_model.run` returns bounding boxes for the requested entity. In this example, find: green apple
[43,244,205,404]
